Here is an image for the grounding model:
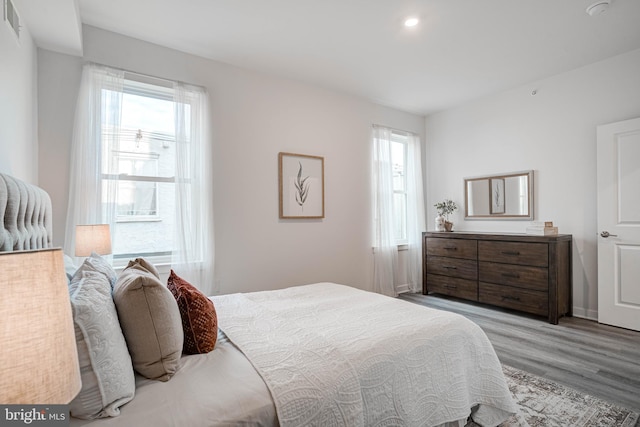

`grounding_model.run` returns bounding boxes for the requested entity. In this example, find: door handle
[600,231,618,238]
